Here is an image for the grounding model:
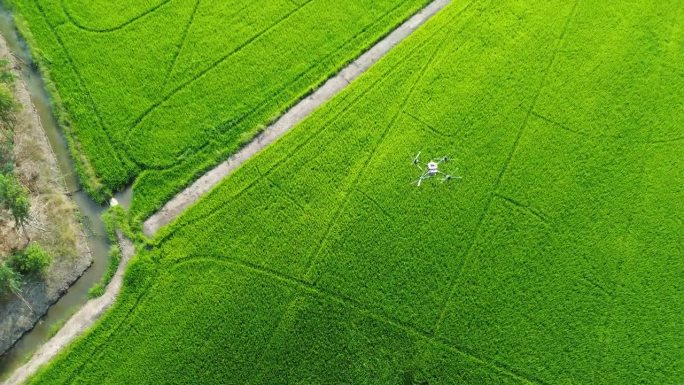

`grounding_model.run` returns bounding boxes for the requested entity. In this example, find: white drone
[412,152,461,186]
